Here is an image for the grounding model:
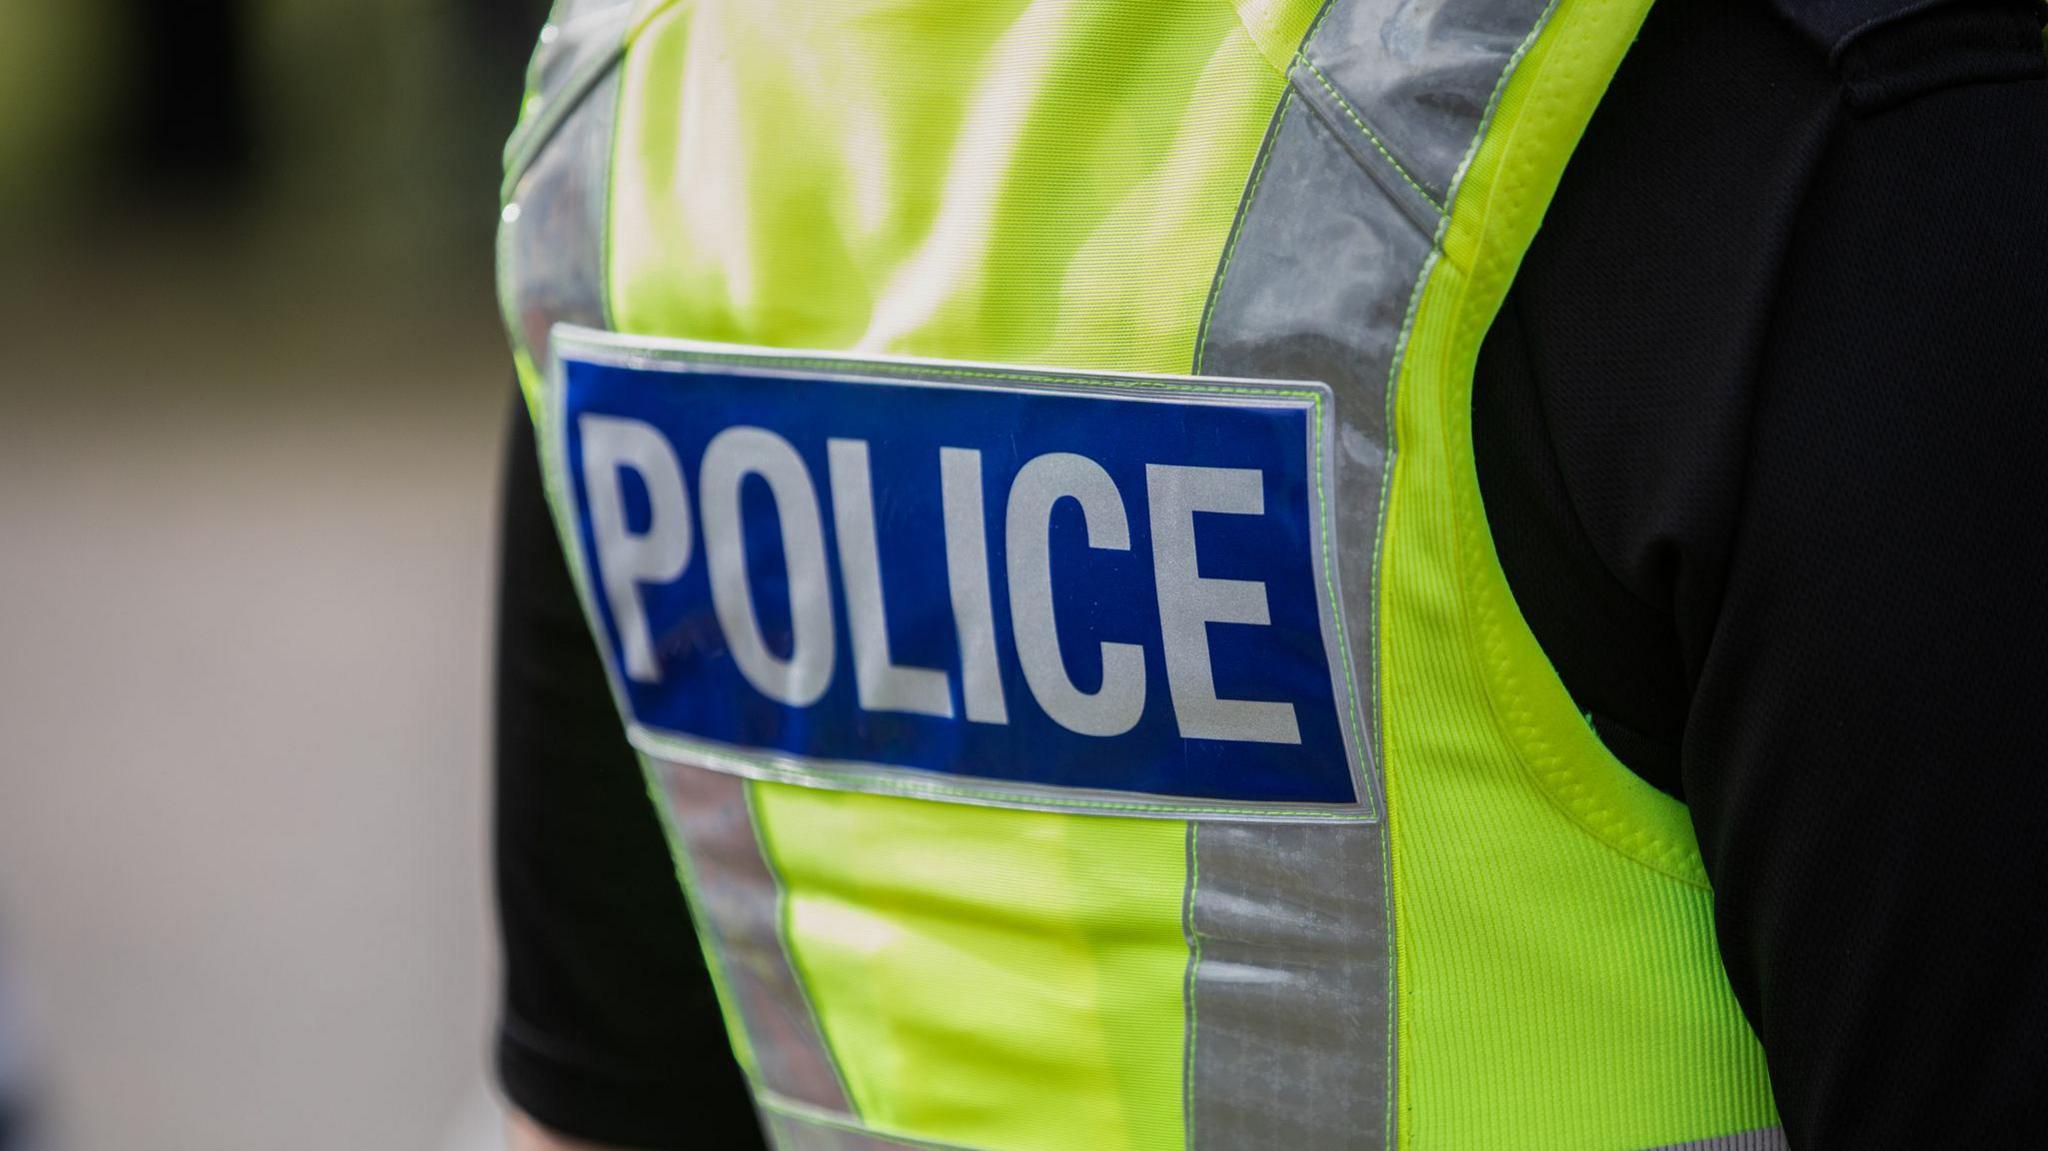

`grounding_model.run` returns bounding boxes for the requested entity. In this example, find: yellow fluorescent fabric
[749,782,1189,1151]
[603,4,1319,1149]
[571,0,1782,1145]
[1380,0,1780,1144]
[607,0,1321,370]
